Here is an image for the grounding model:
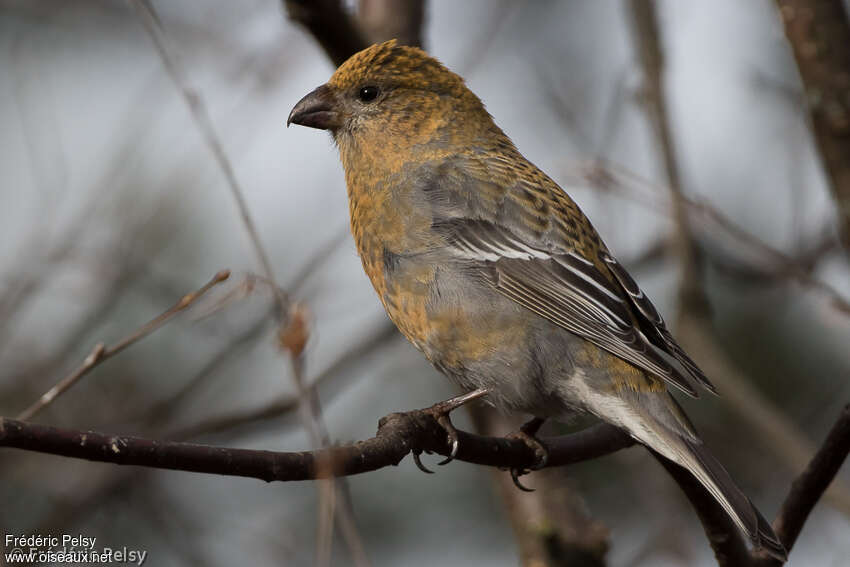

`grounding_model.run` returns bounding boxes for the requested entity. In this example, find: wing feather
[602,253,716,393]
[438,218,705,397]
